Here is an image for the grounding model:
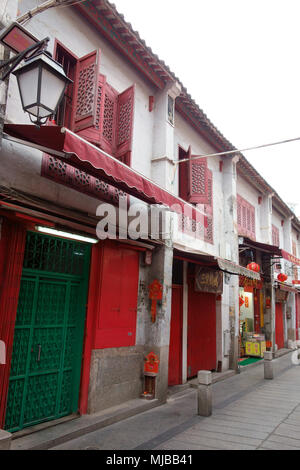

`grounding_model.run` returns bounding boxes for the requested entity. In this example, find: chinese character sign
[149,280,163,323]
